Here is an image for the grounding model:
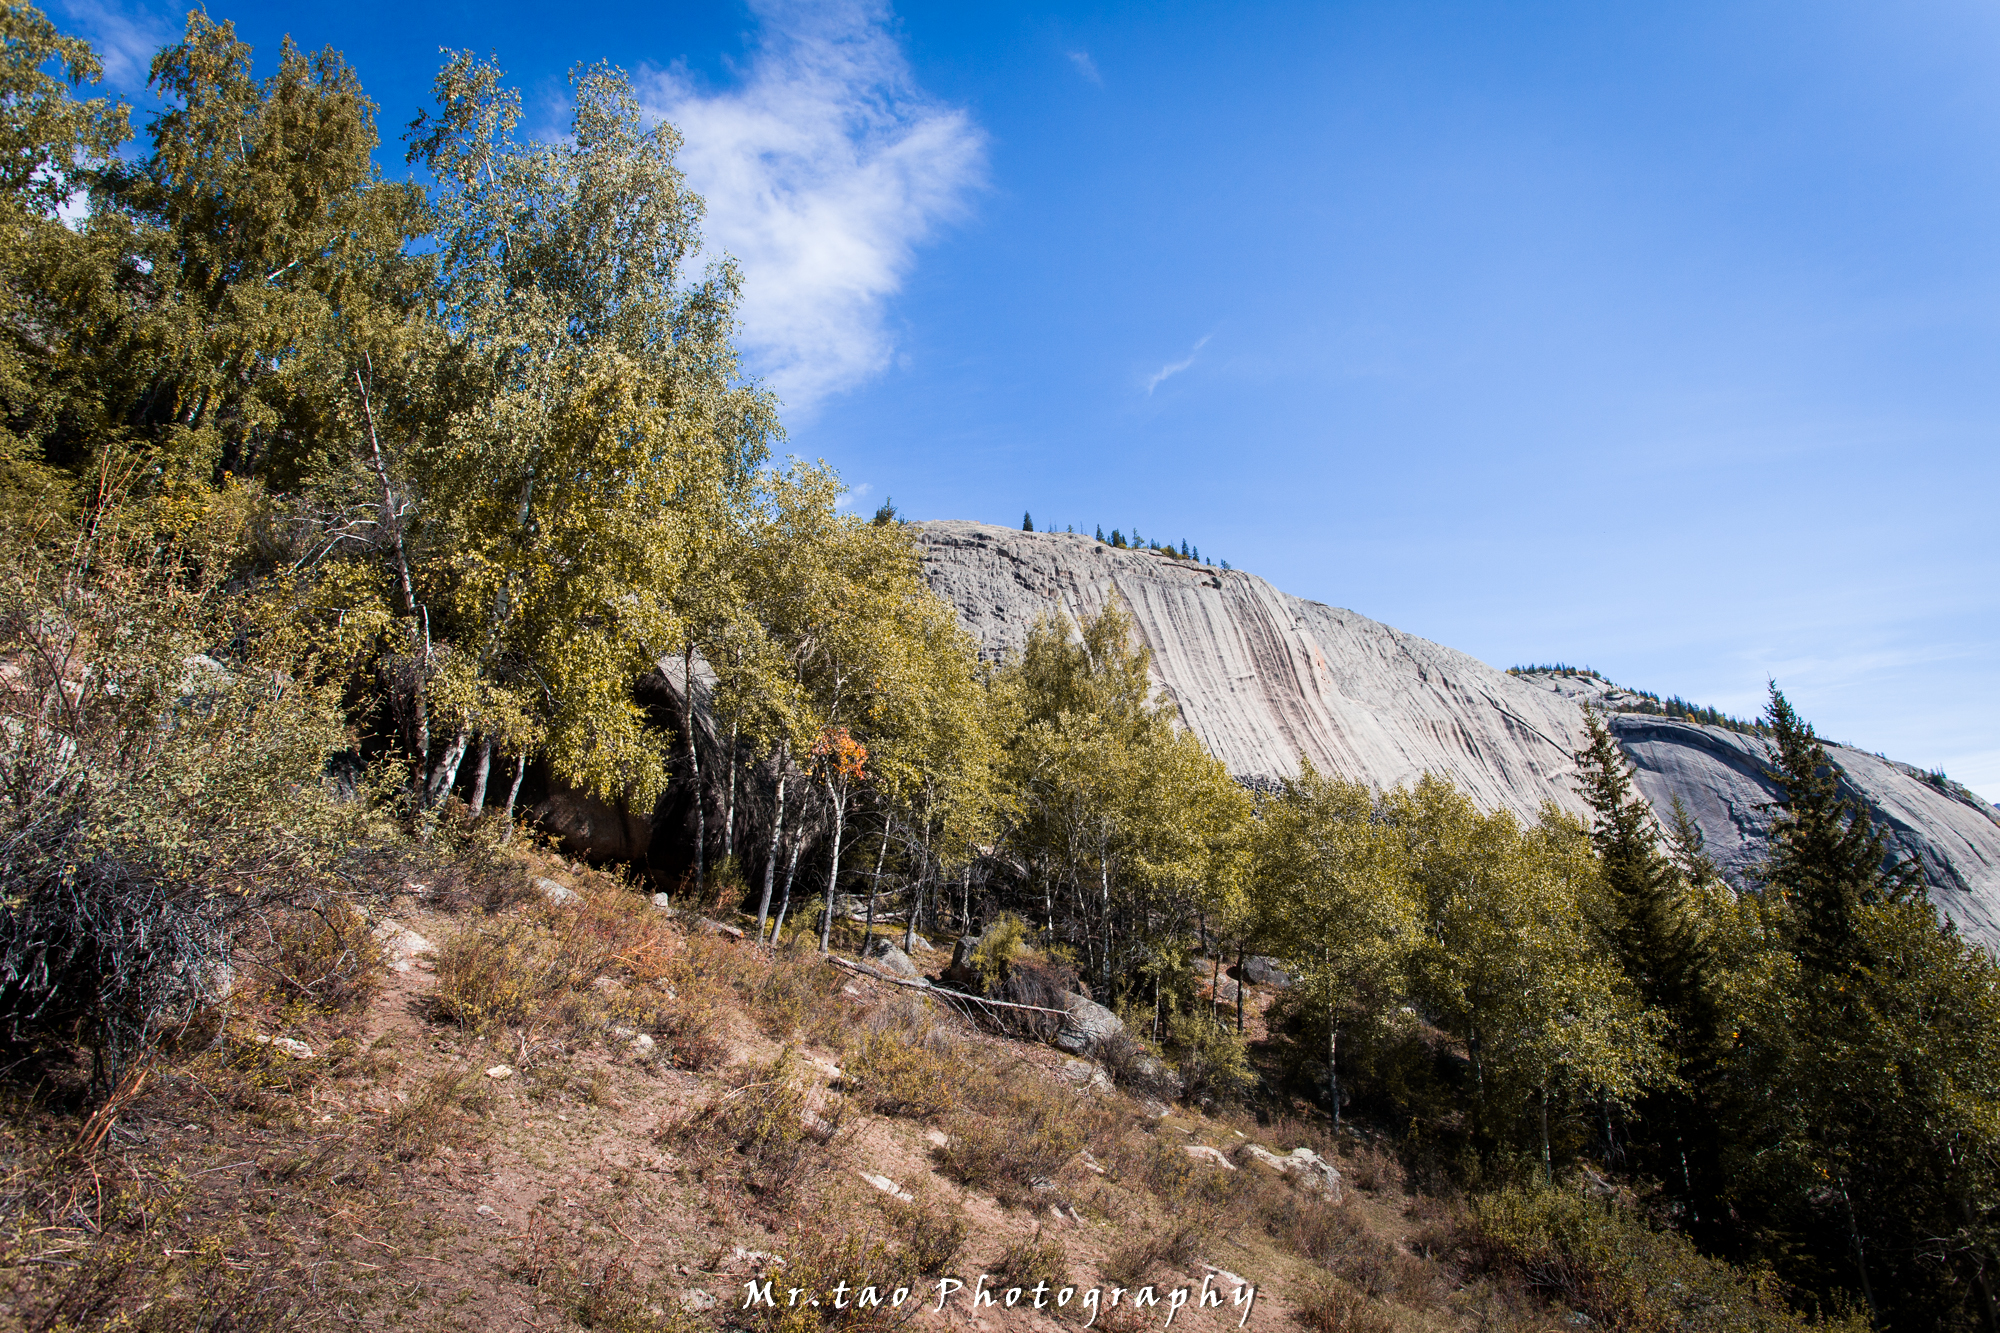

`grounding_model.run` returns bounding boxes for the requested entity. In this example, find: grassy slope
[0,847,1698,1333]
